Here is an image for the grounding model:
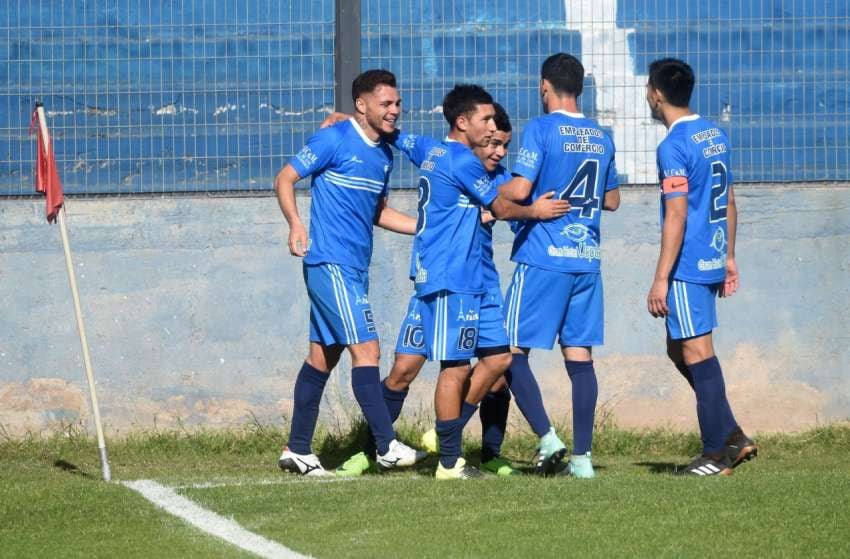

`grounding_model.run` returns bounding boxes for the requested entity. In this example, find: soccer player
[401,85,570,479]
[498,53,621,478]
[336,103,522,477]
[273,69,424,476]
[645,58,757,476]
